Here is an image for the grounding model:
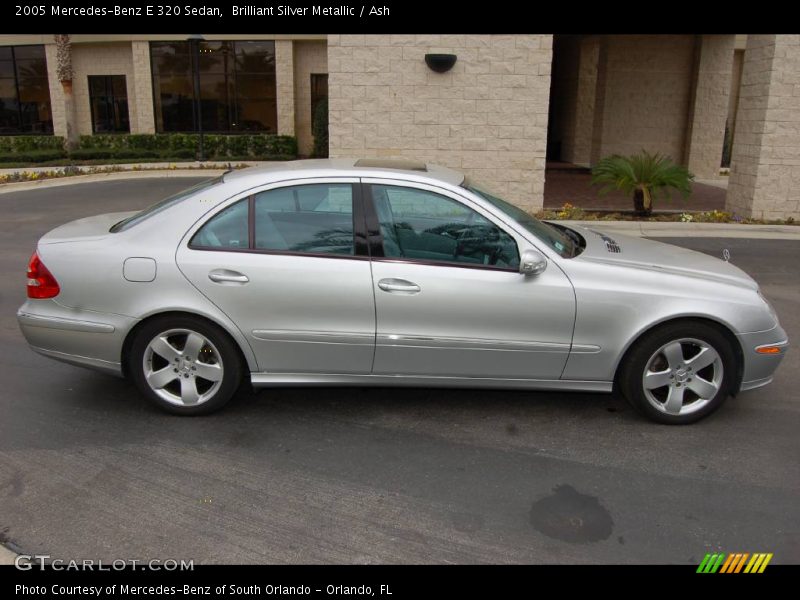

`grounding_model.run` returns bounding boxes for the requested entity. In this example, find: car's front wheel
[618,321,737,424]
[129,315,243,415]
